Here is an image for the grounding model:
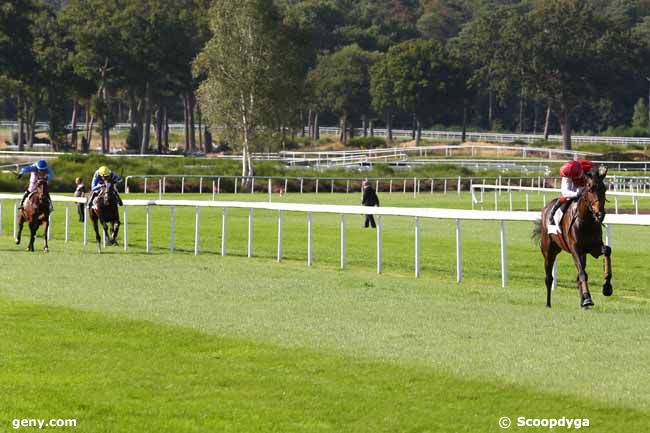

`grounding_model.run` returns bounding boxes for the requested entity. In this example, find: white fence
[1,193,648,288]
